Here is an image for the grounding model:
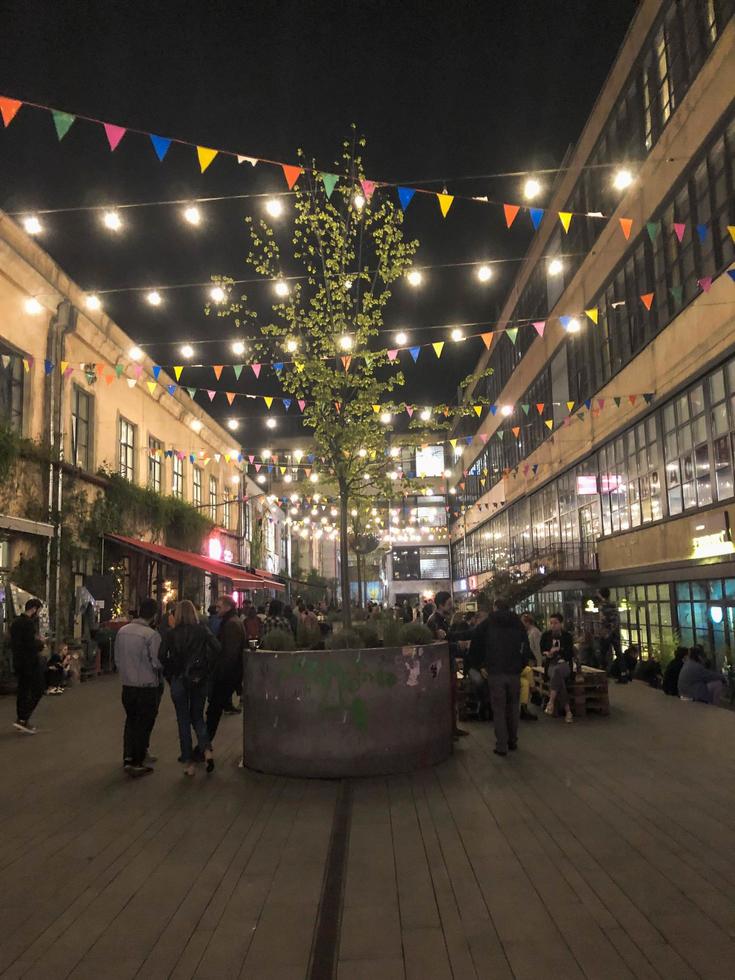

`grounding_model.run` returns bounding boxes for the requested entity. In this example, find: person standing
[10,598,45,733]
[597,588,625,679]
[480,597,530,756]
[160,600,220,776]
[115,598,162,777]
[206,594,246,740]
[427,591,469,739]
